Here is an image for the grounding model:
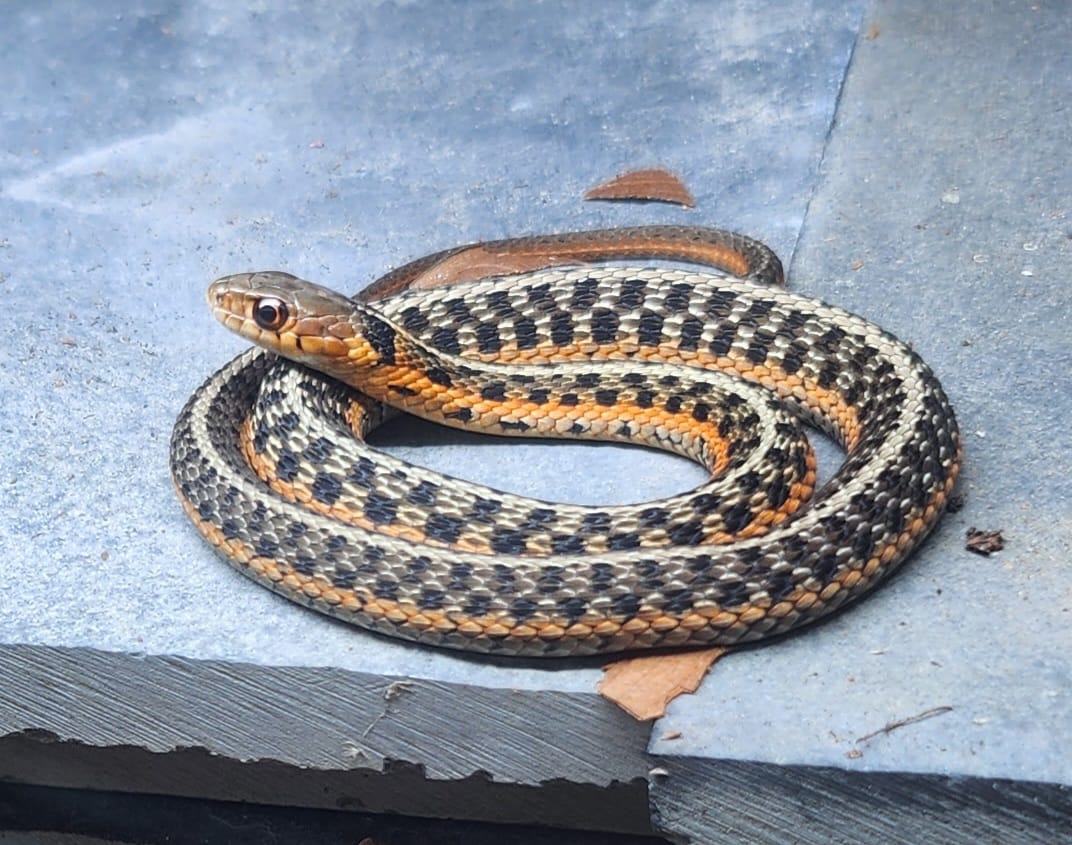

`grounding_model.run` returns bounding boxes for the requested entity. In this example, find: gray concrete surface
[1,1,1069,842]
[649,1,1072,841]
